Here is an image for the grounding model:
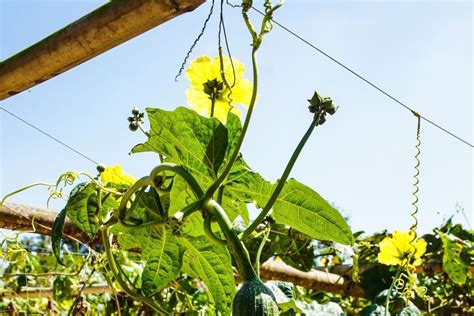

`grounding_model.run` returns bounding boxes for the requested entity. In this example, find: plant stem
[240,112,322,240]
[1,182,54,206]
[203,215,227,245]
[210,94,216,118]
[205,47,259,199]
[205,199,257,281]
[149,163,204,197]
[255,223,271,278]
[385,268,402,316]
